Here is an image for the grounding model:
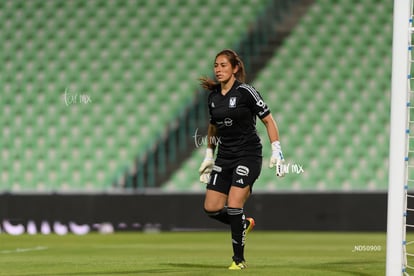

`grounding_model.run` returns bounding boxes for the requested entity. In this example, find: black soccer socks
[227,207,246,263]
[204,207,230,224]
